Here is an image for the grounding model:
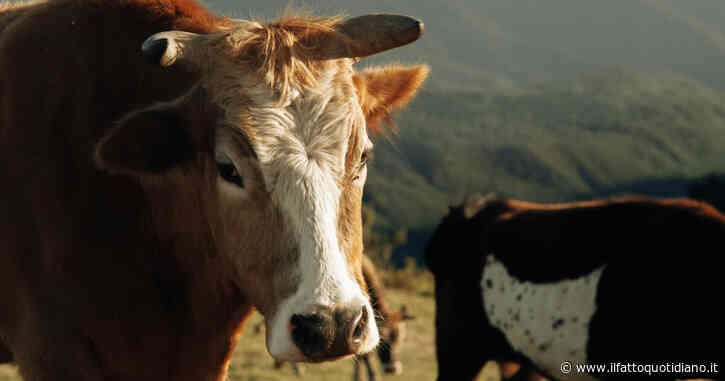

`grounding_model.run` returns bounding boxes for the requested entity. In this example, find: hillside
[364,70,725,262]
